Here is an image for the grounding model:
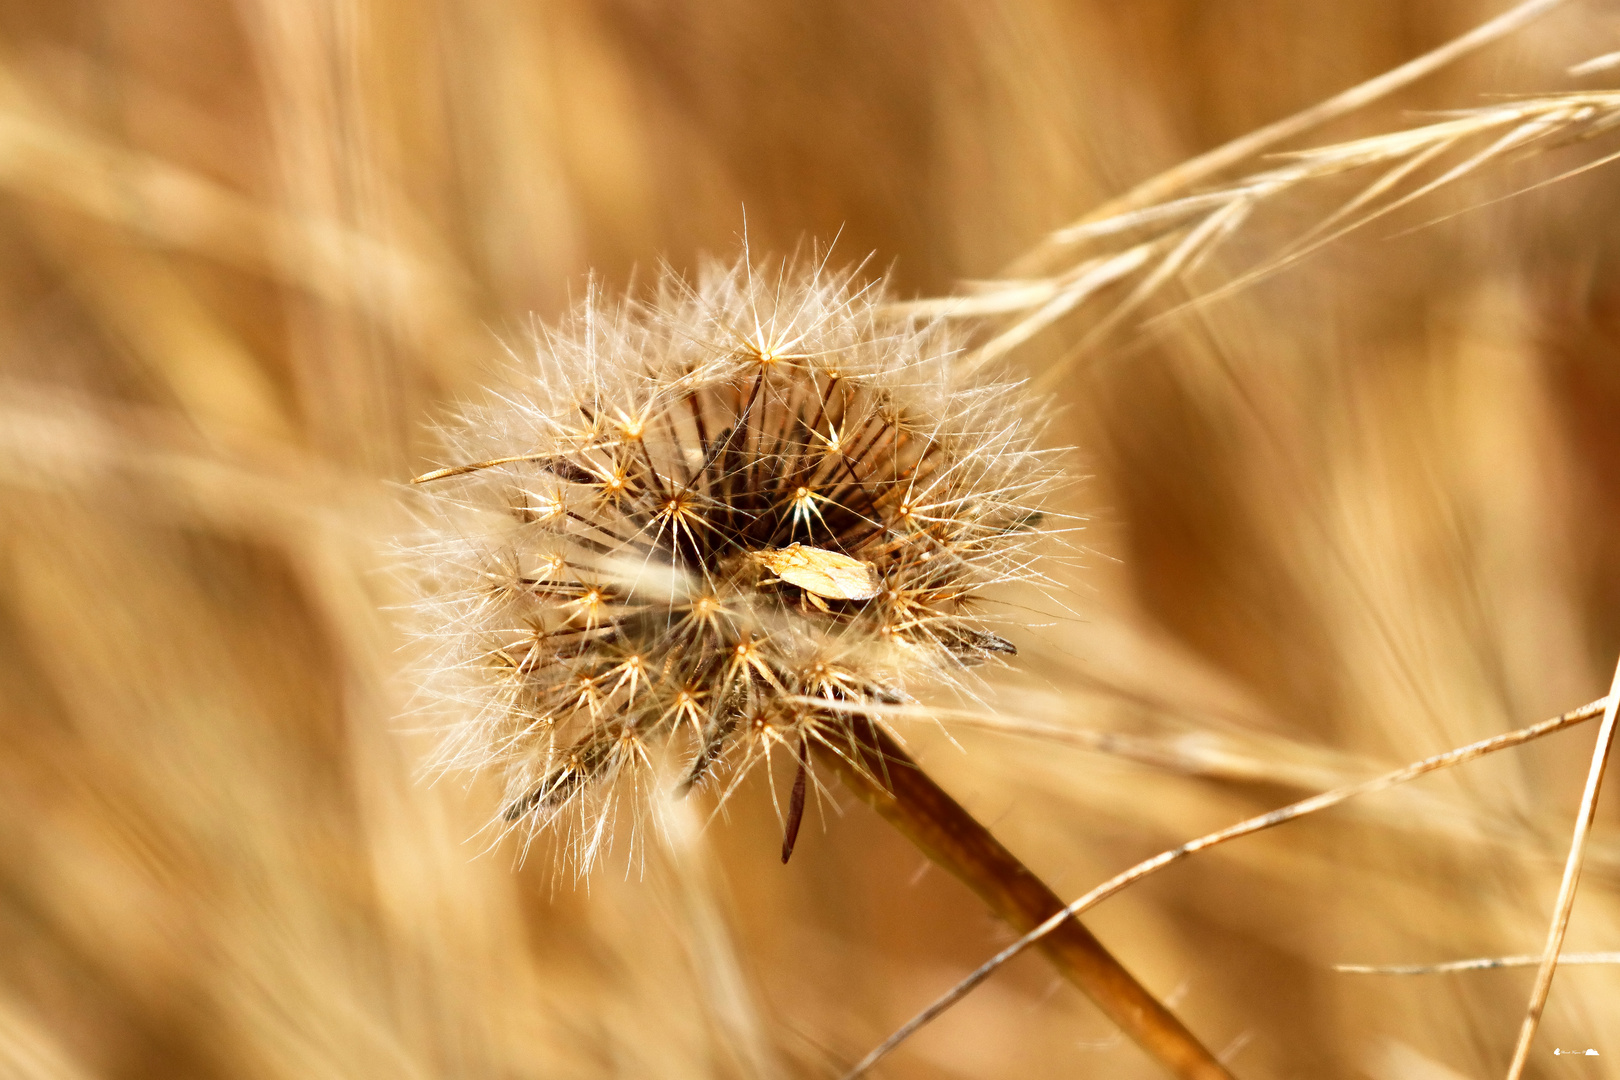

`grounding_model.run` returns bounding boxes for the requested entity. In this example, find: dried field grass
[2,1,1620,1078]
